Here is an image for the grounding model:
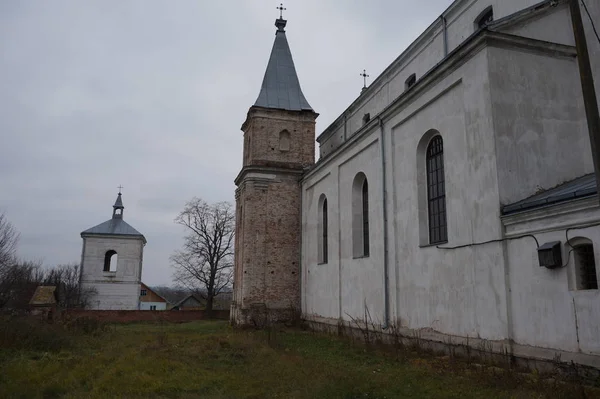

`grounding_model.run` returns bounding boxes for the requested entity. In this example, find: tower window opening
[104,250,118,272]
